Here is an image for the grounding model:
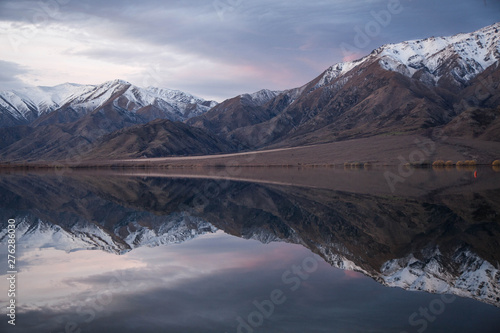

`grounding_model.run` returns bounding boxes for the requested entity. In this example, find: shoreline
[1,134,499,170]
